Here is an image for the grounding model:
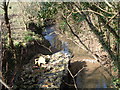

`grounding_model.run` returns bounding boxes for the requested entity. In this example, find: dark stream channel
[43,26,112,89]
